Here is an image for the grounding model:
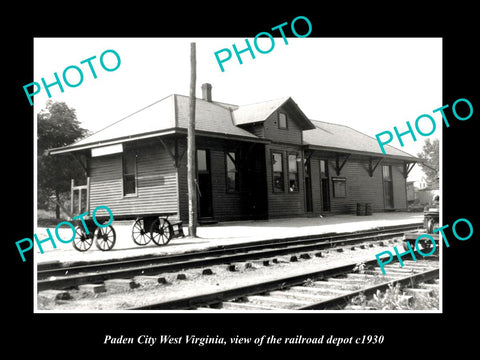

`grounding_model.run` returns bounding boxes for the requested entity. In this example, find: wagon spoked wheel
[403,240,414,252]
[150,218,172,246]
[132,218,151,245]
[73,225,93,251]
[417,238,435,252]
[95,225,116,251]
